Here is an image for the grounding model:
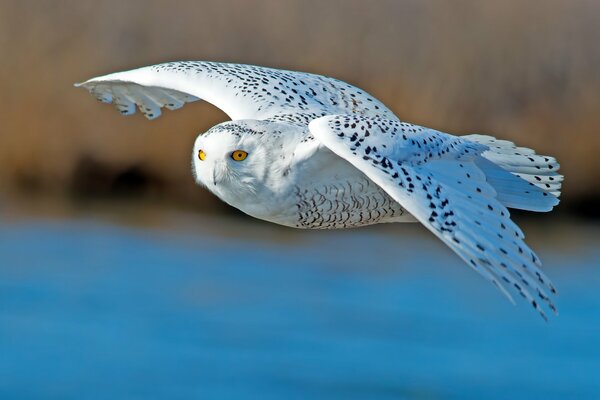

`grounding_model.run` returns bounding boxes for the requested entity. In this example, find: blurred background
[1,1,599,399]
